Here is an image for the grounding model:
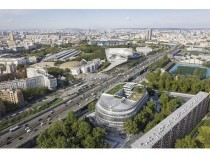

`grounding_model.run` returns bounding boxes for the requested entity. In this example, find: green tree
[124,119,138,135]
[77,121,92,139]
[83,135,96,148]
[175,136,198,148]
[66,112,77,125]
[88,102,96,112]
[160,93,170,106]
